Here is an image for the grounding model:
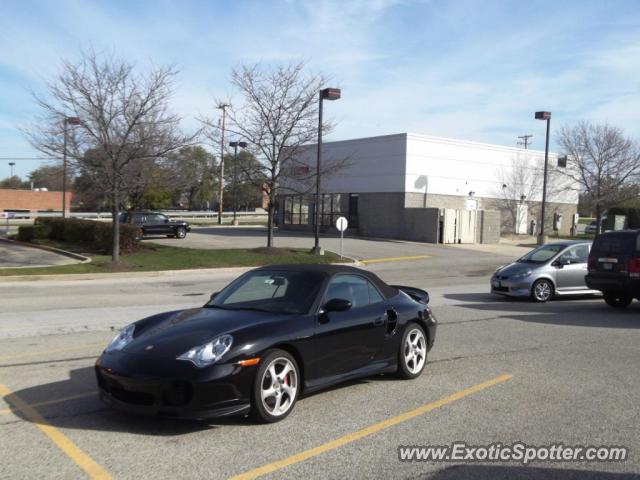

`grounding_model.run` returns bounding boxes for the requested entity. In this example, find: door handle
[373,314,387,326]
